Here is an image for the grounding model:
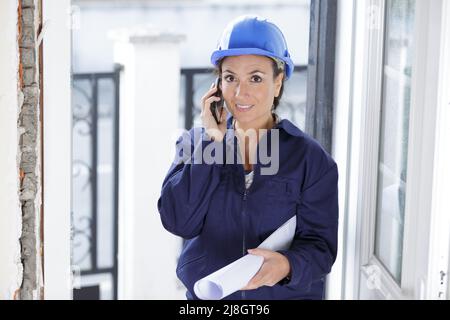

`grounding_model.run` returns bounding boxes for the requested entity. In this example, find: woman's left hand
[241,248,291,290]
